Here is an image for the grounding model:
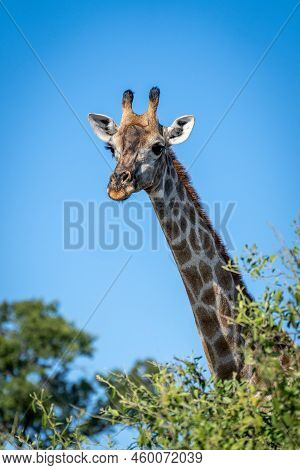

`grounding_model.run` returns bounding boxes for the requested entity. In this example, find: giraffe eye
[152,143,164,156]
